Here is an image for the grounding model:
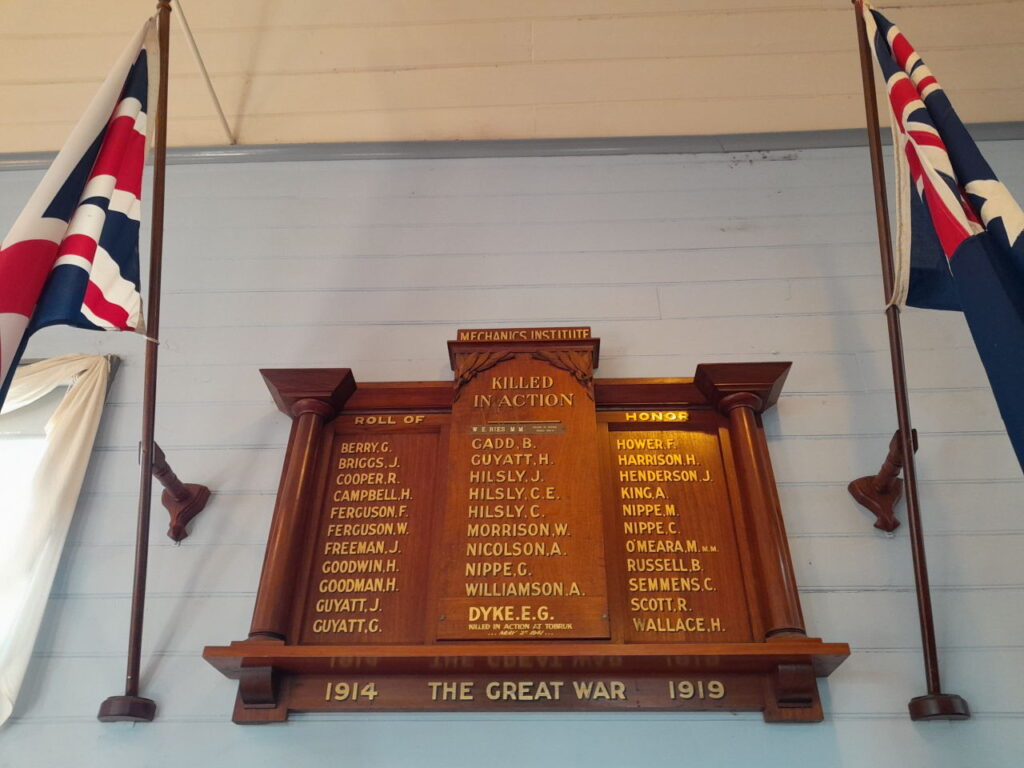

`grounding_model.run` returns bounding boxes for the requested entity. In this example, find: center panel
[436,354,611,640]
